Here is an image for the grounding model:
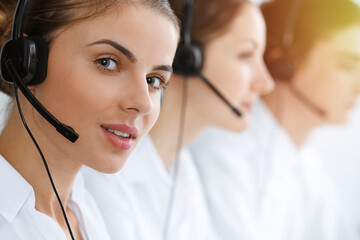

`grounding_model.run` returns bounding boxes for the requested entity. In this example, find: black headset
[0,1,77,239]
[172,0,242,117]
[172,0,203,76]
[0,0,79,142]
[266,0,303,81]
